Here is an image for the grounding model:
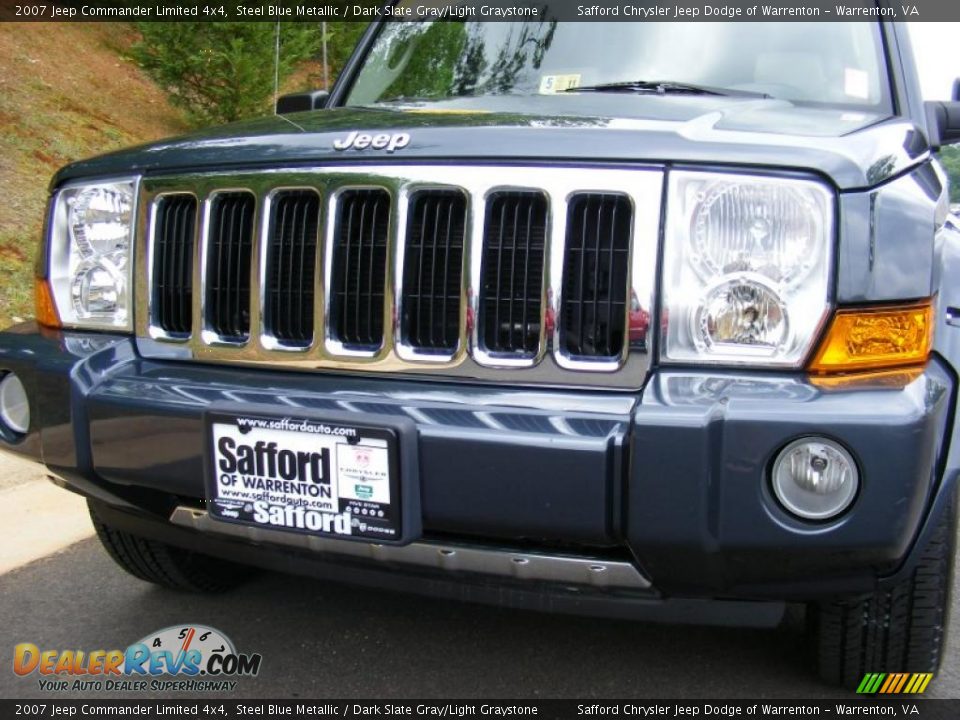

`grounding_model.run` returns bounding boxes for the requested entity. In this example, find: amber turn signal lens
[808,301,932,374]
[808,367,924,391]
[34,278,61,329]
